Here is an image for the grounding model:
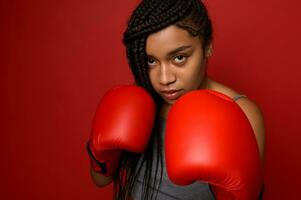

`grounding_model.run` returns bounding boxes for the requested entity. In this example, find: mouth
[160,89,183,101]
